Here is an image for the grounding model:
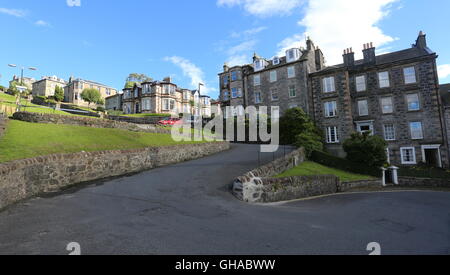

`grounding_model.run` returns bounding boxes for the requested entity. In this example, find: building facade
[32,76,66,97]
[64,78,118,107]
[440,83,450,165]
[122,78,212,117]
[218,38,325,117]
[10,75,35,91]
[105,93,123,111]
[310,32,448,168]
